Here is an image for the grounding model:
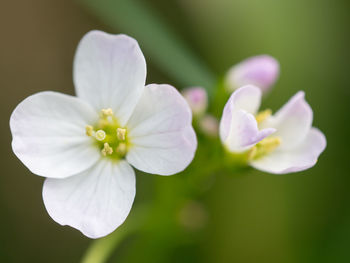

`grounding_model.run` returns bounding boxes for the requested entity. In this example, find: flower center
[85,108,130,160]
[247,137,281,160]
[247,108,281,160]
[226,109,281,164]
